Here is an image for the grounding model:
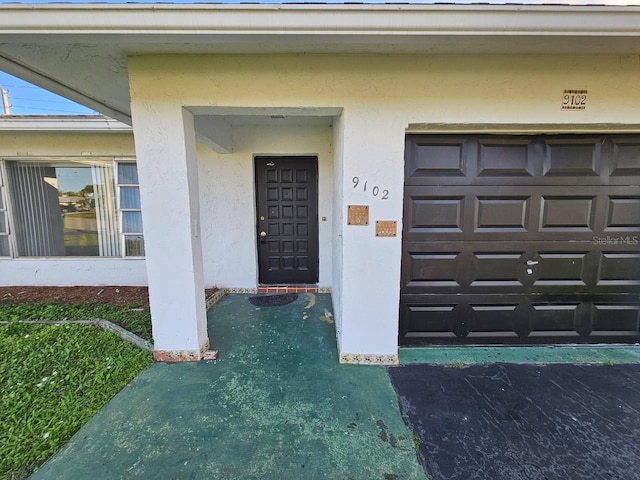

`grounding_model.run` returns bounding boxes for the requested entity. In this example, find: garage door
[400,135,640,345]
